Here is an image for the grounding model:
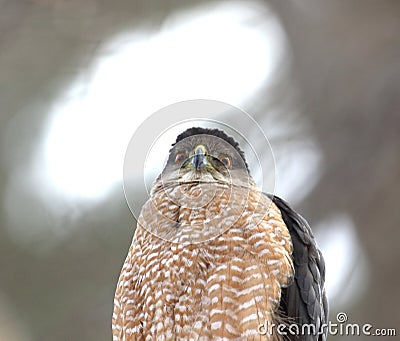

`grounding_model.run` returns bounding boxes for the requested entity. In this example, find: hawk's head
[155,127,252,192]
[146,127,261,241]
